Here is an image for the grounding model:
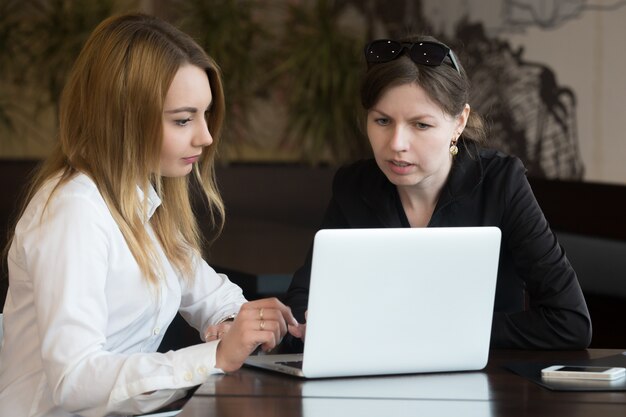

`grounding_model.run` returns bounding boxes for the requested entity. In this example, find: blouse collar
[136,183,162,221]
